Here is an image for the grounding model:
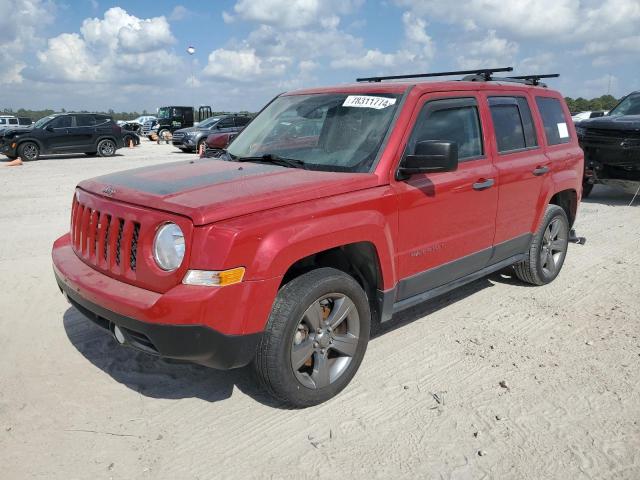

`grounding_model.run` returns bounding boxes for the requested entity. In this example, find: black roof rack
[508,74,560,86]
[356,67,513,83]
